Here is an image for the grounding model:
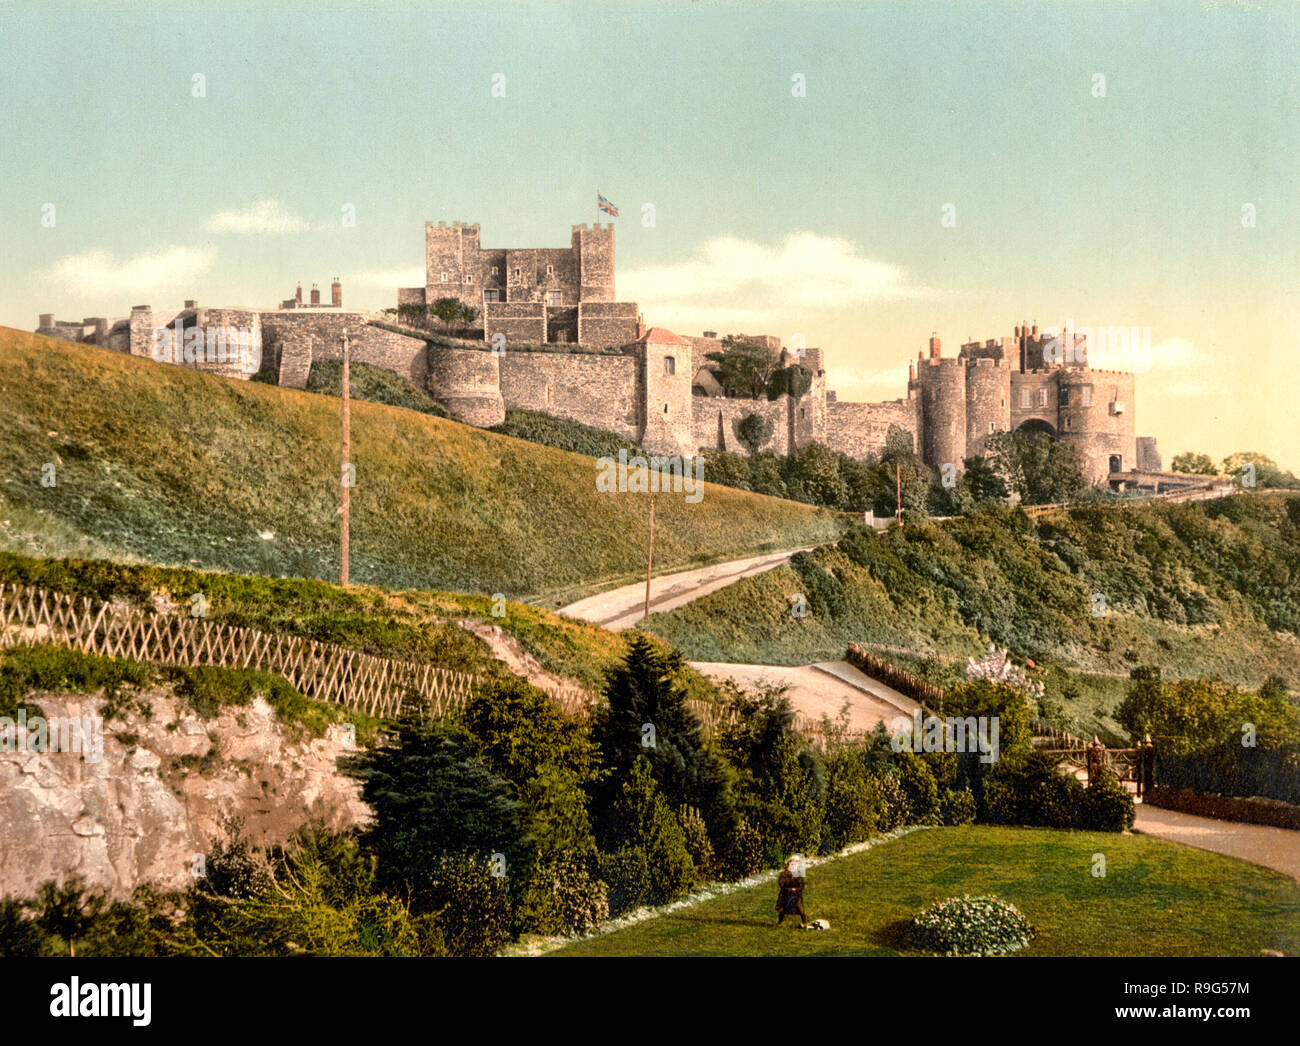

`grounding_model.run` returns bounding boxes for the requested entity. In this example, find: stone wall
[577,301,639,347]
[692,396,791,456]
[500,351,640,441]
[258,312,428,389]
[824,397,920,459]
[484,302,546,345]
